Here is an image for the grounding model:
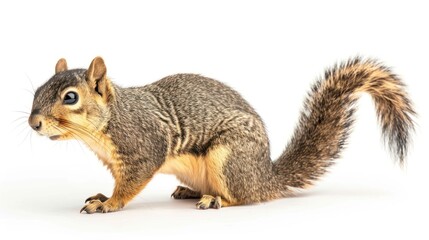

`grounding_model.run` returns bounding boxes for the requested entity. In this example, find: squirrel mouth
[49,135,61,140]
